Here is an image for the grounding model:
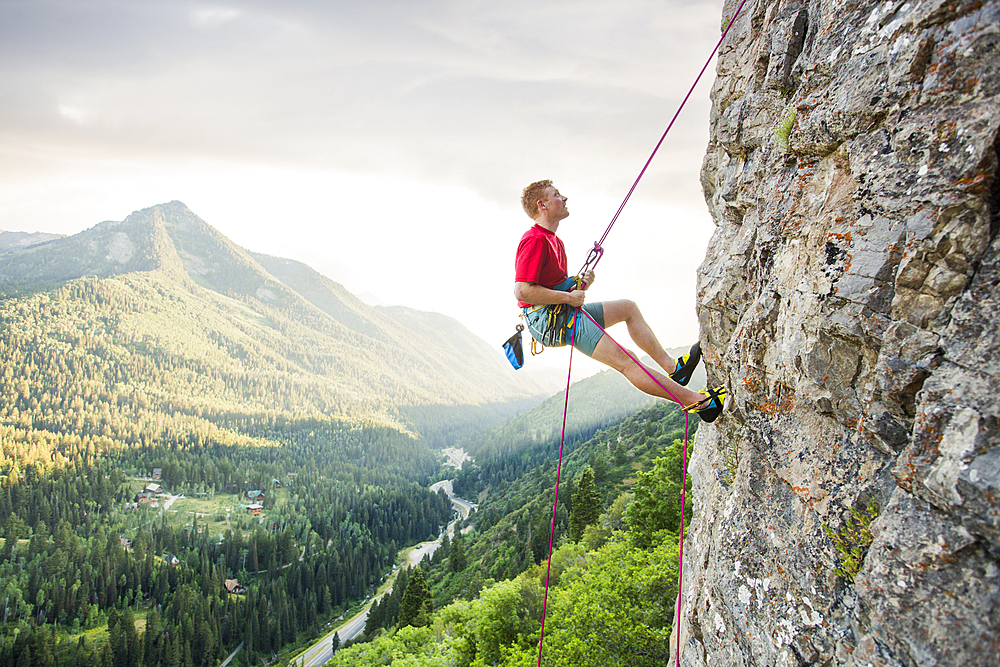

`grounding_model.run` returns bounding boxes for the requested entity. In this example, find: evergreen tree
[363,597,384,636]
[569,467,601,542]
[107,609,125,667]
[449,536,467,573]
[123,608,139,667]
[613,441,628,466]
[143,608,161,667]
[396,567,432,628]
[381,568,407,628]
